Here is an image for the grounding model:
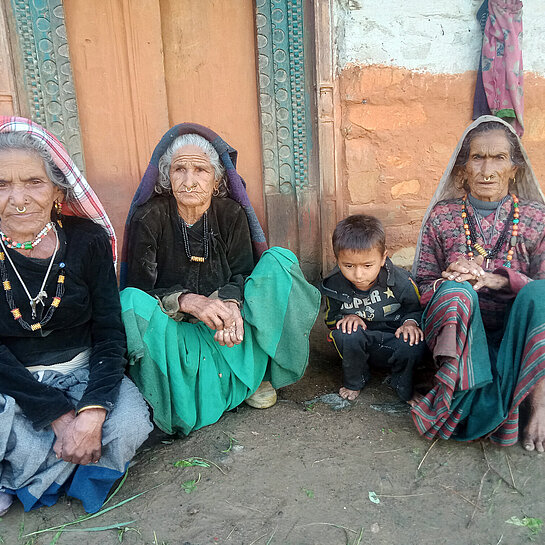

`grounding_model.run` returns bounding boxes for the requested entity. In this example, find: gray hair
[156,134,228,196]
[0,131,73,201]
